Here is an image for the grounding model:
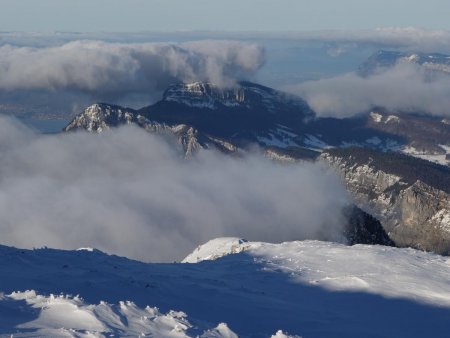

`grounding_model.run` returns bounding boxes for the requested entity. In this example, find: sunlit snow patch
[183,237,252,263]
